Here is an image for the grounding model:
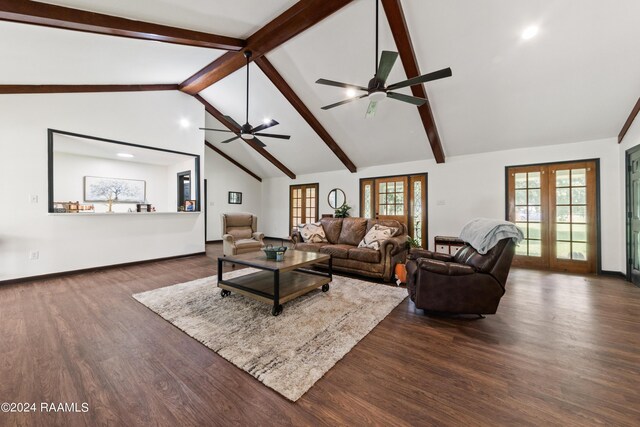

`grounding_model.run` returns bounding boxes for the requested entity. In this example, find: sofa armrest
[418,258,475,276]
[291,230,303,245]
[380,235,409,256]
[222,234,235,243]
[252,232,264,242]
[408,248,454,262]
